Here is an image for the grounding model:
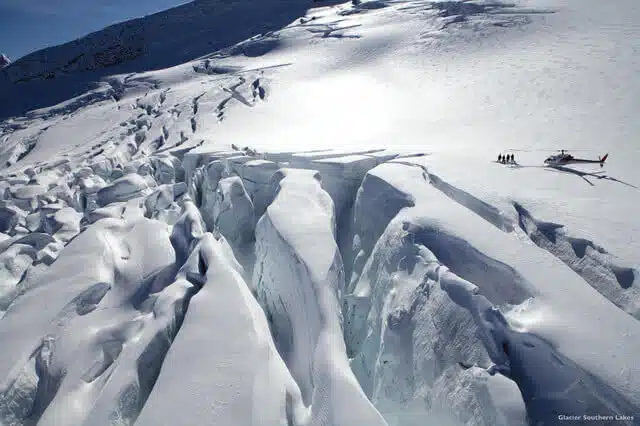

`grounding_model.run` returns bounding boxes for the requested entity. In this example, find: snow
[253,168,386,425]
[345,161,640,424]
[1,0,639,425]
[212,176,255,247]
[135,233,308,426]
[96,173,153,207]
[0,218,176,425]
